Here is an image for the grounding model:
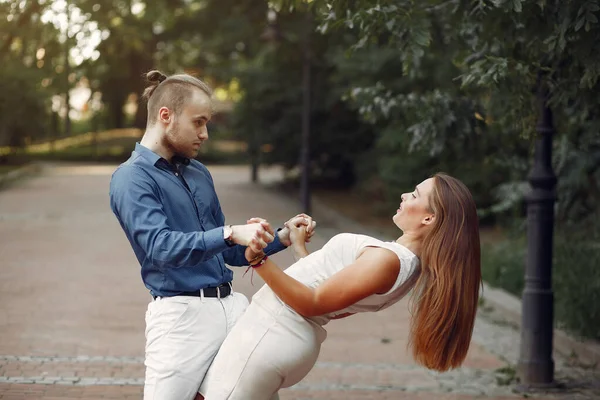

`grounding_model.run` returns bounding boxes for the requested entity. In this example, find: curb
[291,191,600,367]
[480,282,600,366]
[0,163,43,189]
